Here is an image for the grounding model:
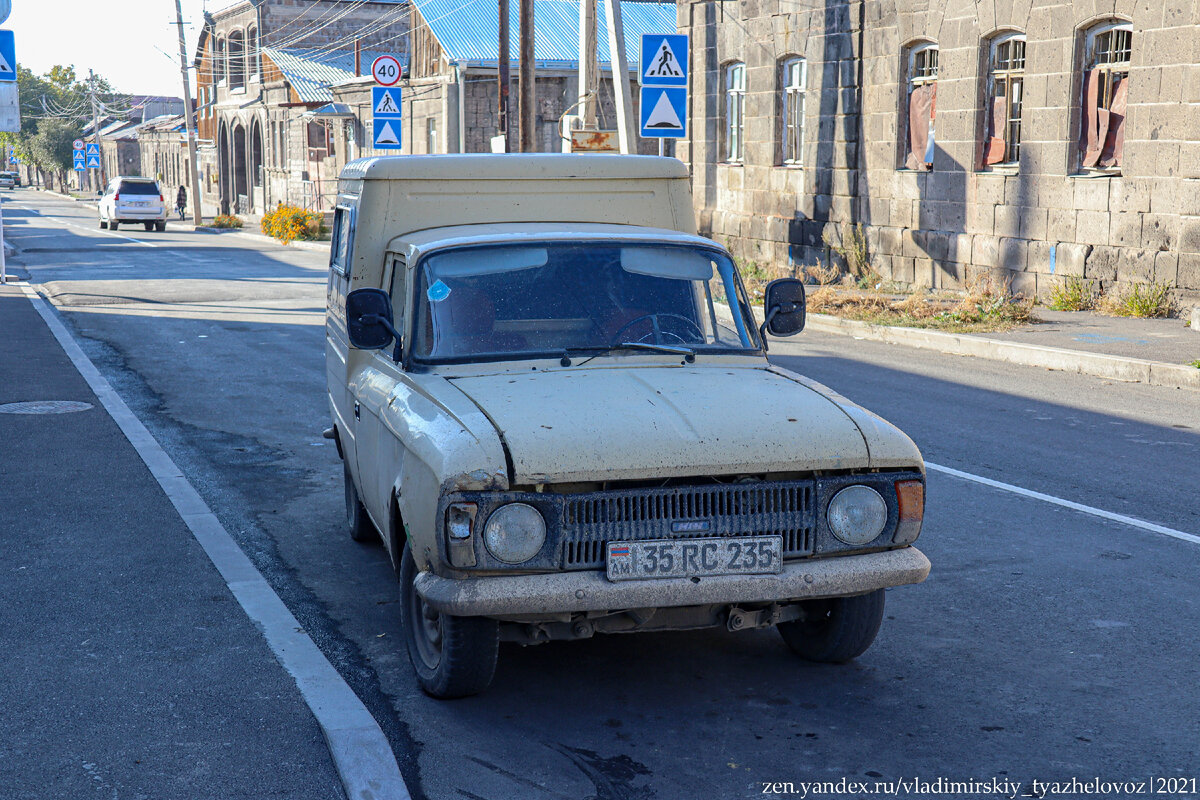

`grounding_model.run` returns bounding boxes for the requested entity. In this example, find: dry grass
[808,277,1036,333]
[1097,281,1174,318]
[1047,276,1098,311]
[822,223,880,288]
